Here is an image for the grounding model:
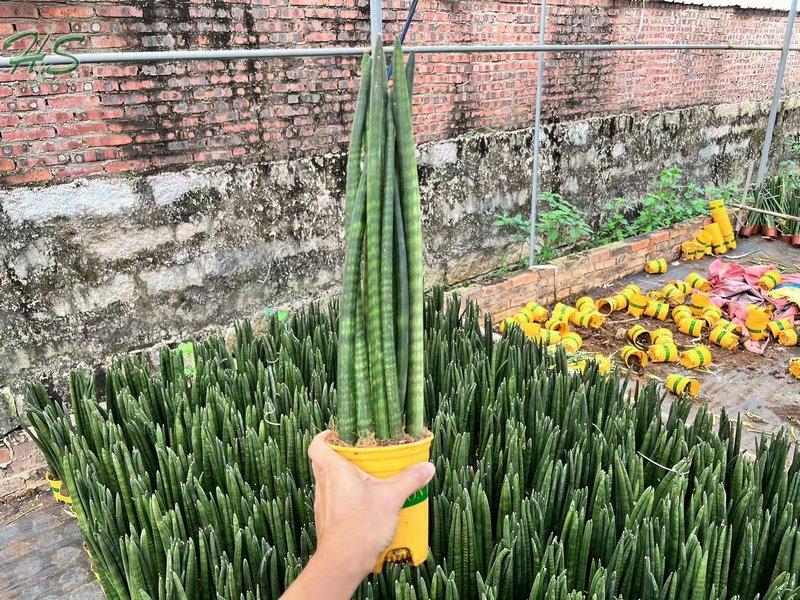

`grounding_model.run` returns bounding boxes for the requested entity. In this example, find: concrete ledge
[457,216,710,322]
